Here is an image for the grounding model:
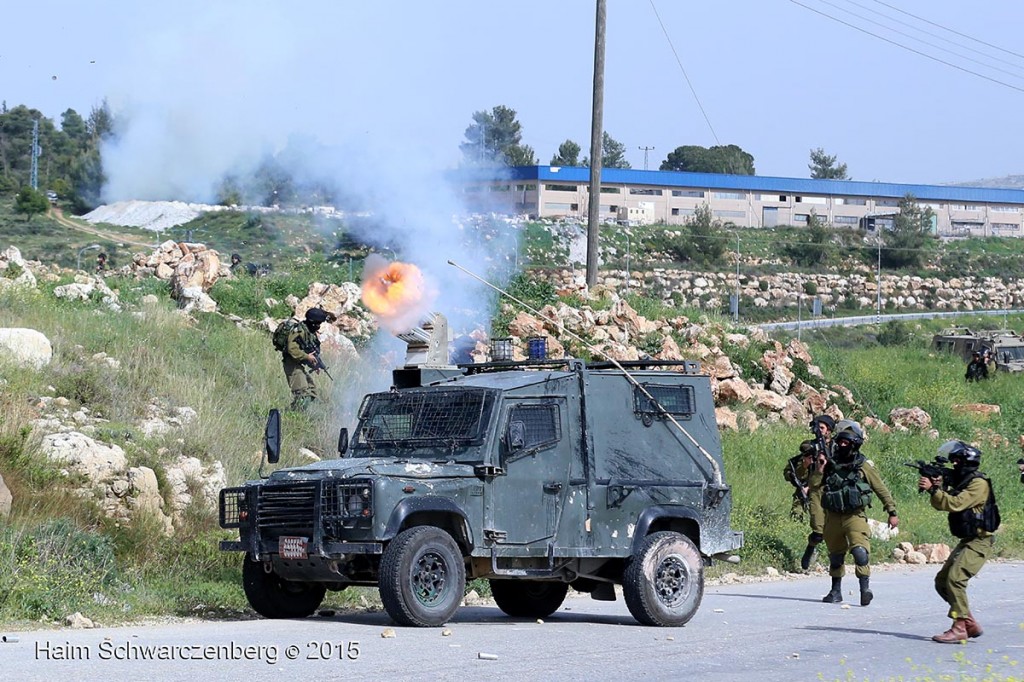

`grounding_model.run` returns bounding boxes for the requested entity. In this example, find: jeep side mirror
[507,420,526,451]
[338,427,349,456]
[265,408,281,464]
